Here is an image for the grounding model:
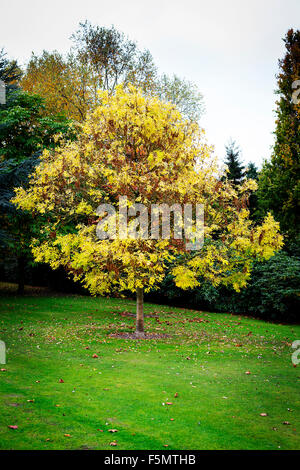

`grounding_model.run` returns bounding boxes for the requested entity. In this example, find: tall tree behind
[223,139,245,185]
[0,48,22,93]
[257,29,300,239]
[22,22,204,123]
